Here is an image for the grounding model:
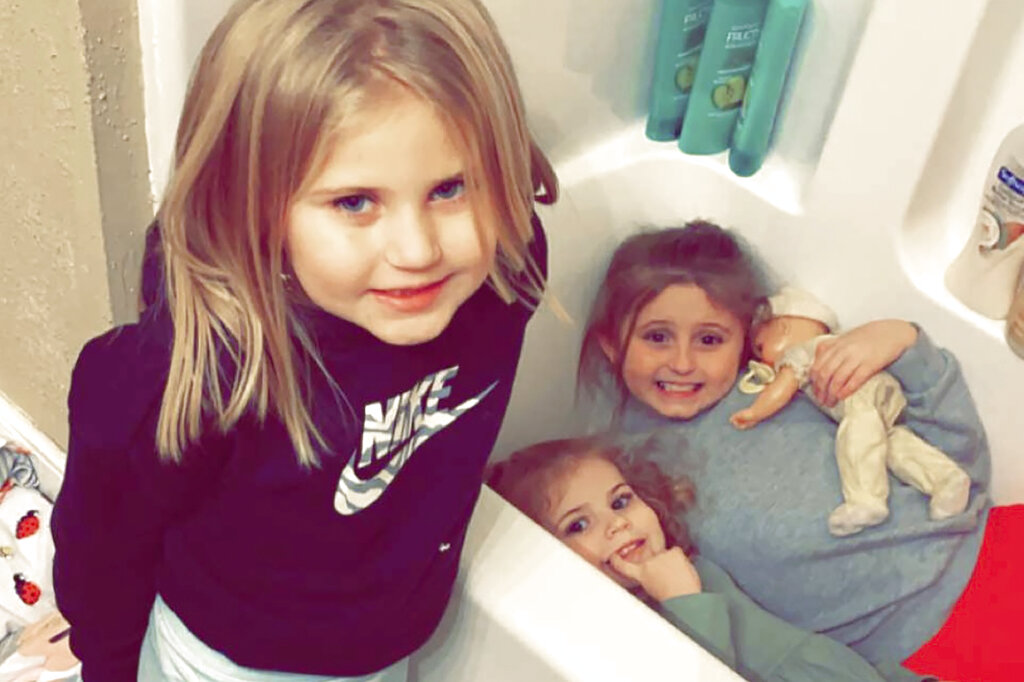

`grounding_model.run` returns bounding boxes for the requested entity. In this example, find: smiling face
[286,82,495,346]
[545,457,667,590]
[612,283,746,420]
